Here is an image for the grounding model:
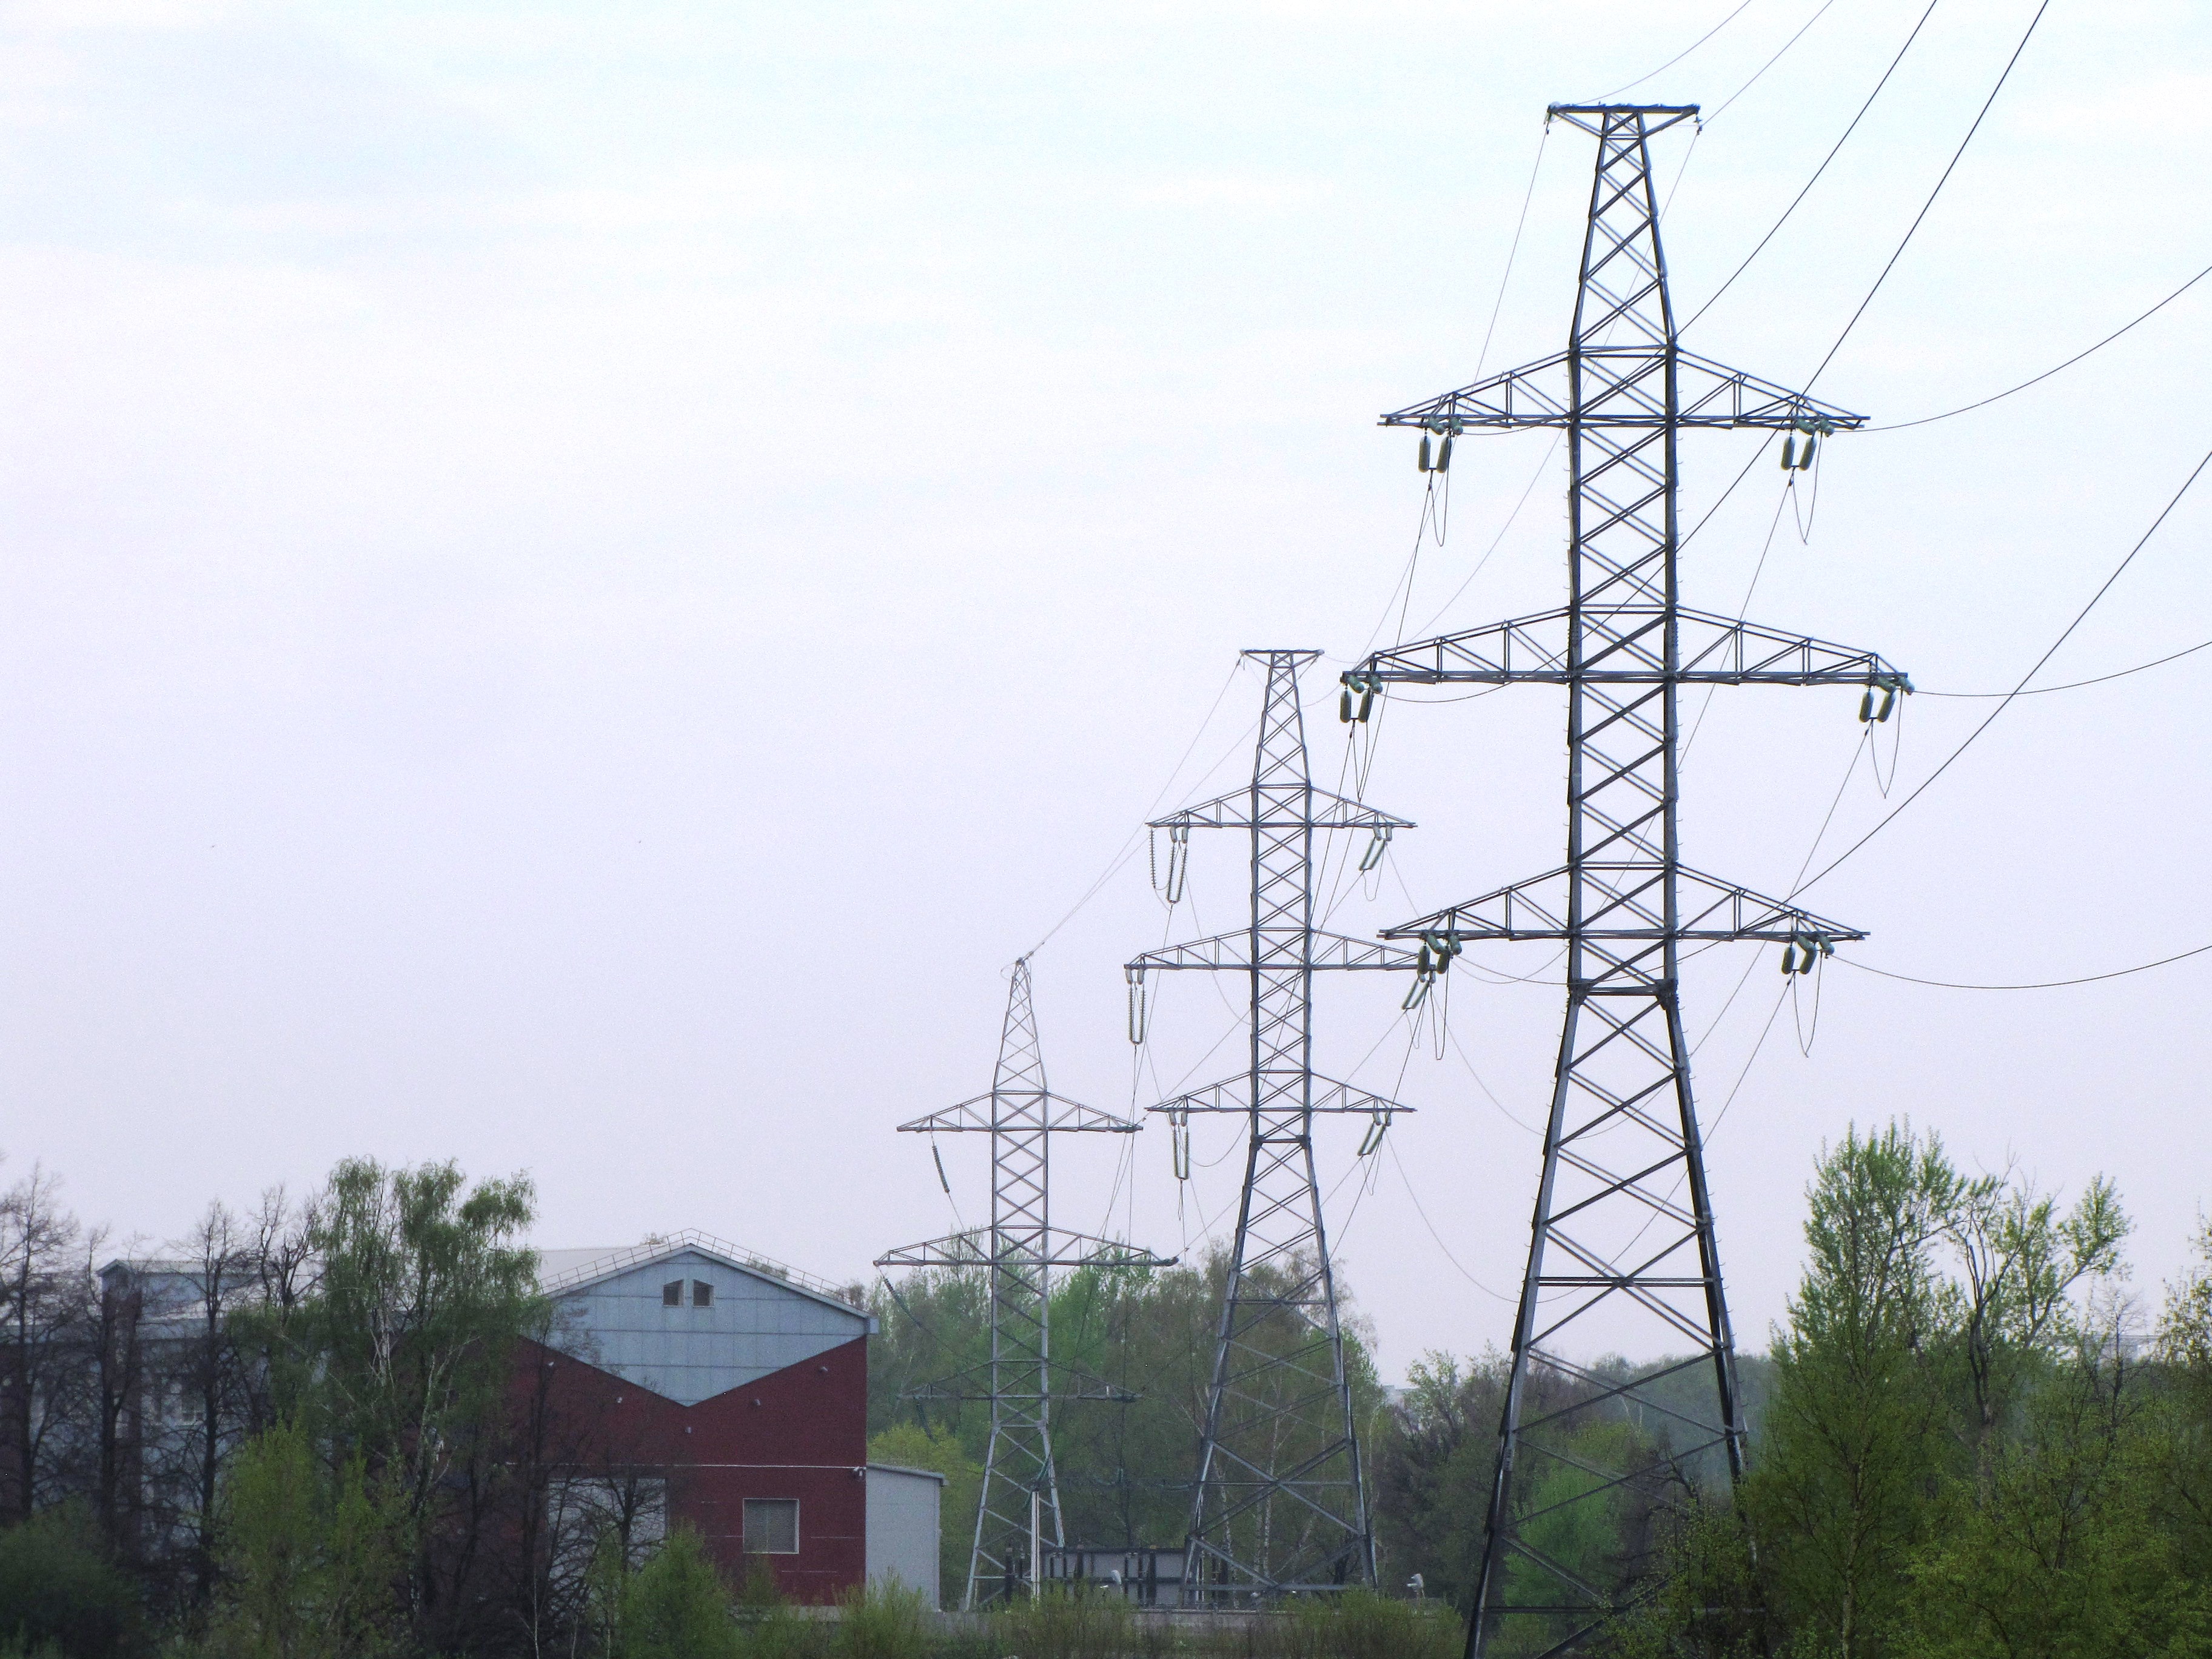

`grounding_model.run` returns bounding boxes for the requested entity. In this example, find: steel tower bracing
[1125,649,1419,1601]
[876,958,1169,1609]
[1347,106,1911,1657]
